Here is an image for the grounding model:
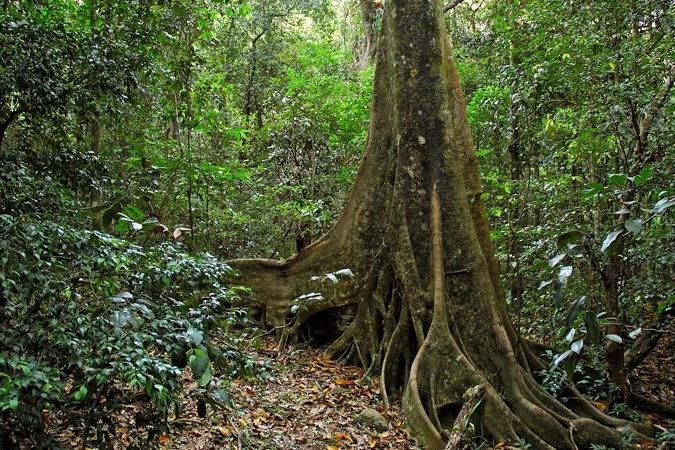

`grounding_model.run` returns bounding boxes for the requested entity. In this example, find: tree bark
[228,1,650,448]
[0,109,22,151]
[357,0,381,67]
